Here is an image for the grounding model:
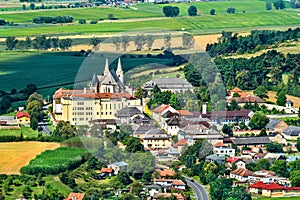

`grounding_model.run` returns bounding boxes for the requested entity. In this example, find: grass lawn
[0,126,39,138]
[0,10,300,37]
[0,141,60,174]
